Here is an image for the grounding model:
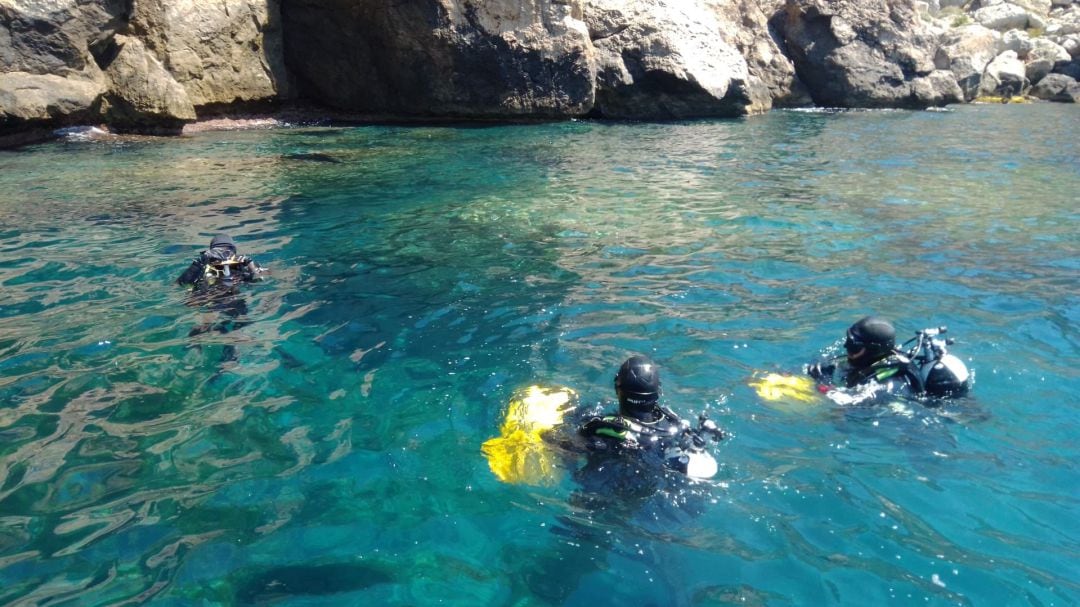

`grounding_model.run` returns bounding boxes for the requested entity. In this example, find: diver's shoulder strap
[582,415,642,442]
[867,354,920,388]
